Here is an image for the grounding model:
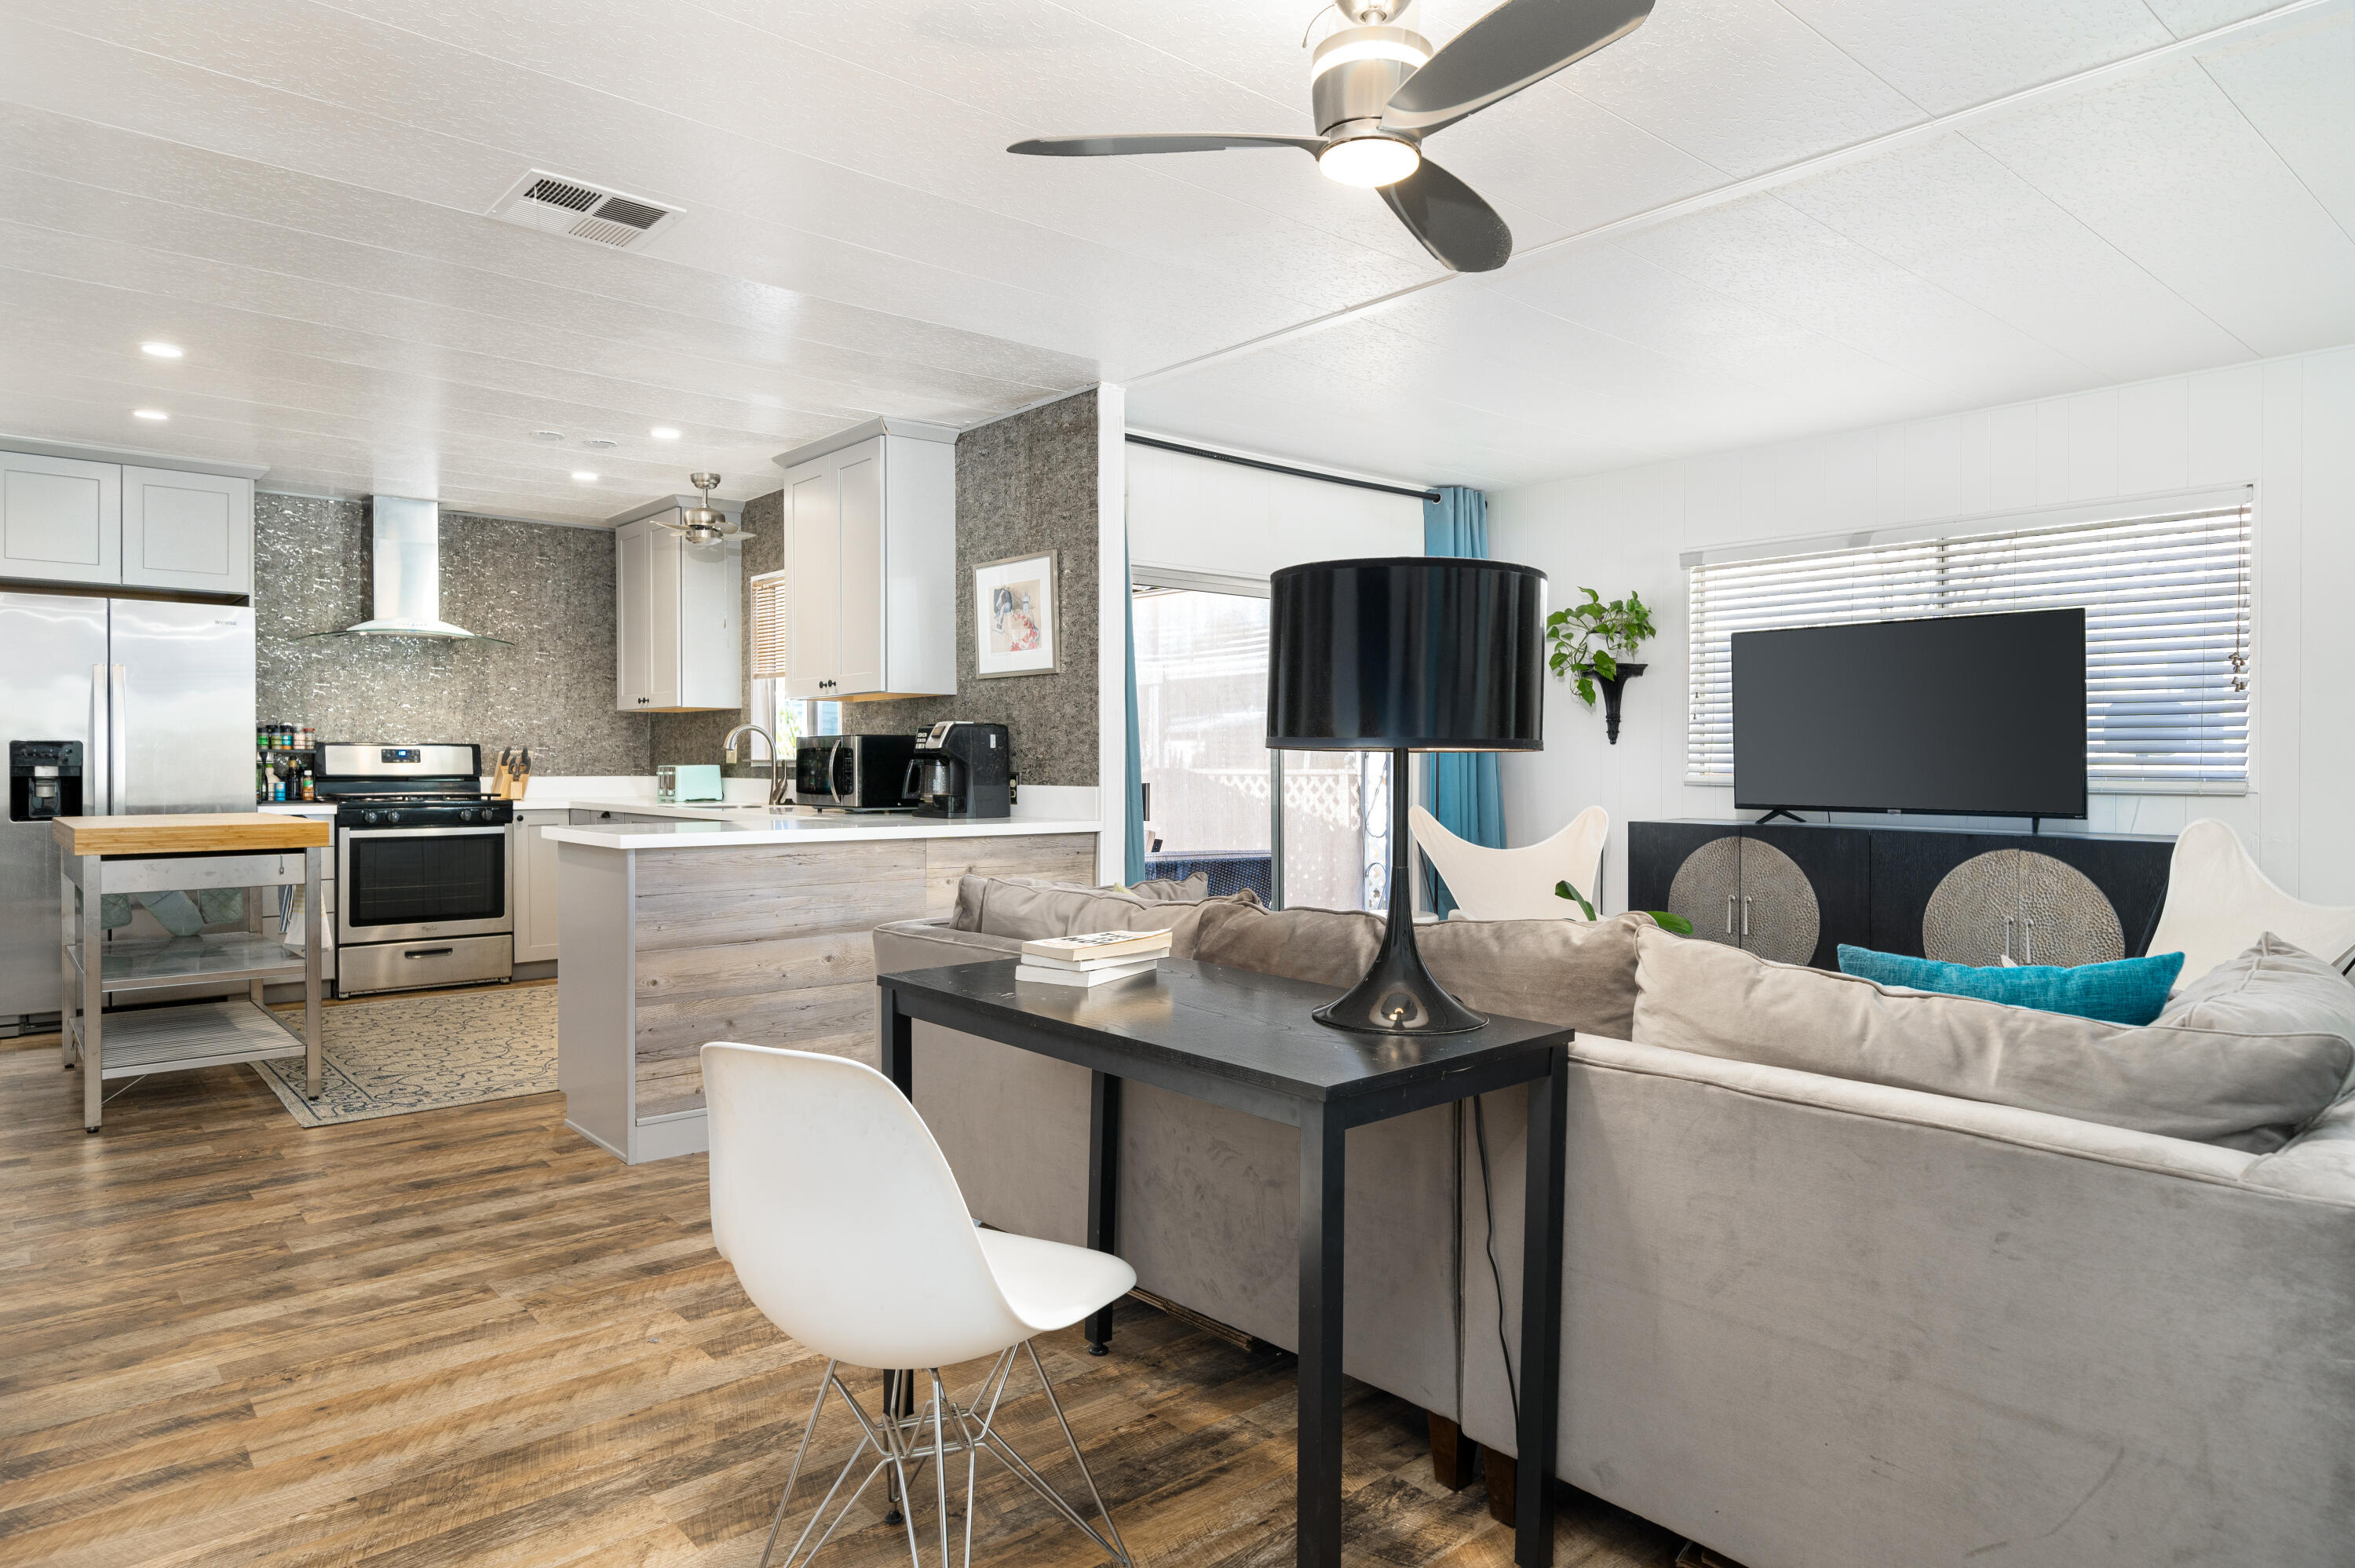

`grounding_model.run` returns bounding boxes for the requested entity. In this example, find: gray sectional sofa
[870,880,2355,1568]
